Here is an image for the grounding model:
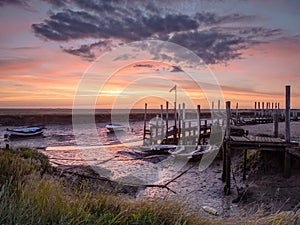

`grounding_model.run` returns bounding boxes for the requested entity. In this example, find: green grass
[0,148,298,225]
